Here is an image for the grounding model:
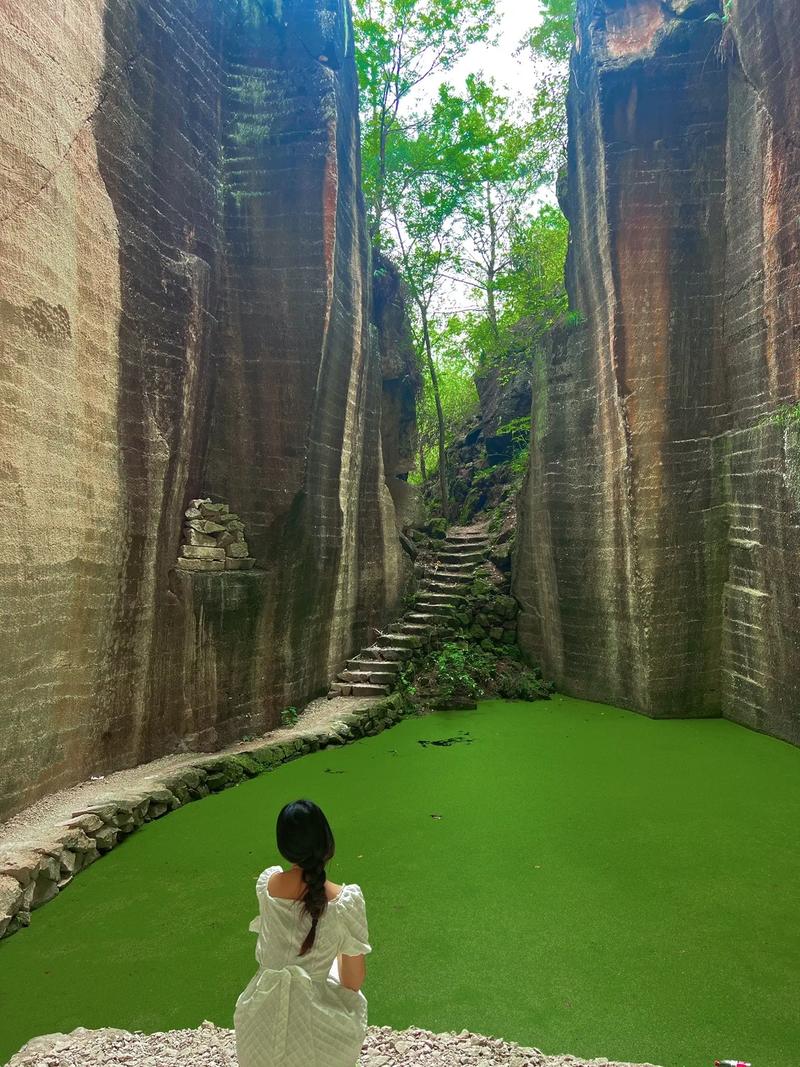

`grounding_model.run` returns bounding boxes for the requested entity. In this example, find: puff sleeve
[248,865,279,933]
[338,884,372,957]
